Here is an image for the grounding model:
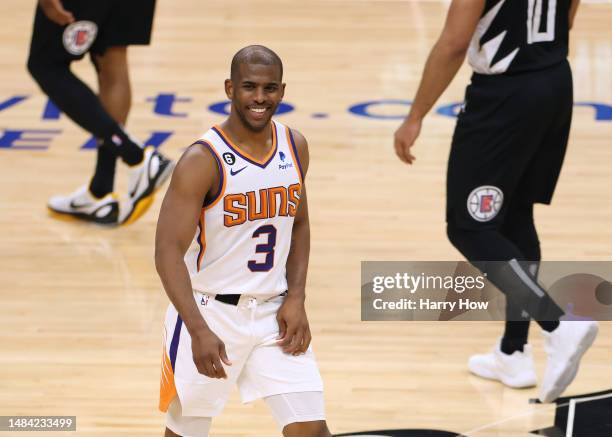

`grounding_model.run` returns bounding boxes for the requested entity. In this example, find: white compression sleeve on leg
[263,391,326,430]
[166,397,212,437]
